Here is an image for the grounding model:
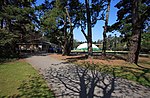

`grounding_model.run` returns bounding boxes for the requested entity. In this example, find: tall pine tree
[0,0,38,57]
[112,0,150,64]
